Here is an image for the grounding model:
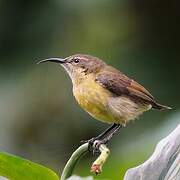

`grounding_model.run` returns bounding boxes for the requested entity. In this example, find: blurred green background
[0,0,179,179]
